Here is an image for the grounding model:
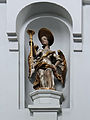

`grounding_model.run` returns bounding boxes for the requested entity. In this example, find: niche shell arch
[16,2,73,109]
